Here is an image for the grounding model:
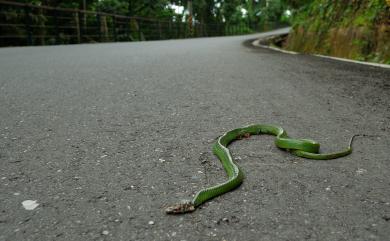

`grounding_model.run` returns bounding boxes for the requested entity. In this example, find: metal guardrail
[0,0,283,47]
